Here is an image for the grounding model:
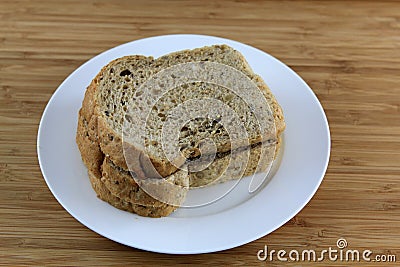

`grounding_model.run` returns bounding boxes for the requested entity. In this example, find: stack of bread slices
[76,45,285,217]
